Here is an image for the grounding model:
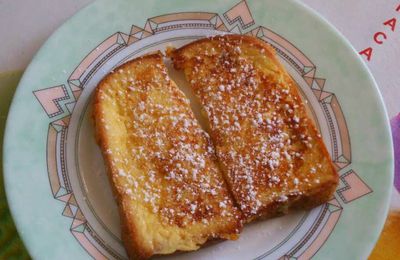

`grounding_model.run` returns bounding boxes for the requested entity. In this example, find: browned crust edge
[169,34,277,69]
